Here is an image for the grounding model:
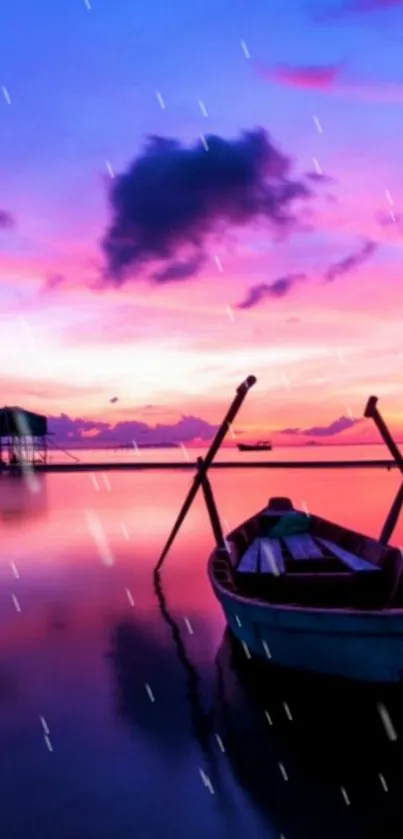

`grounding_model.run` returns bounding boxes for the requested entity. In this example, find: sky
[1,0,403,447]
